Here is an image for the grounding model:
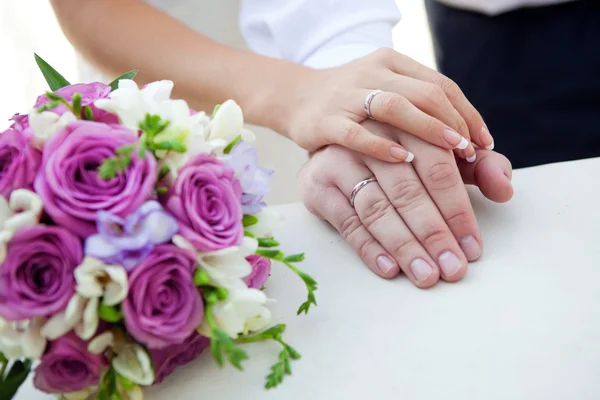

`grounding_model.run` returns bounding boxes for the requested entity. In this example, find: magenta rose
[34,120,156,238]
[150,333,210,384]
[244,255,271,289]
[35,82,118,123]
[0,225,82,321]
[0,128,42,197]
[122,244,204,349]
[165,154,243,252]
[34,333,108,394]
